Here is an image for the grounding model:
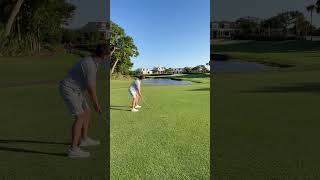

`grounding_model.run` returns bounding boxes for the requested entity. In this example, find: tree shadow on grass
[240,82,320,94]
[110,105,127,108]
[177,74,210,79]
[188,88,210,91]
[110,107,130,112]
[0,139,69,145]
[0,146,67,157]
[0,80,58,89]
[0,139,68,157]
